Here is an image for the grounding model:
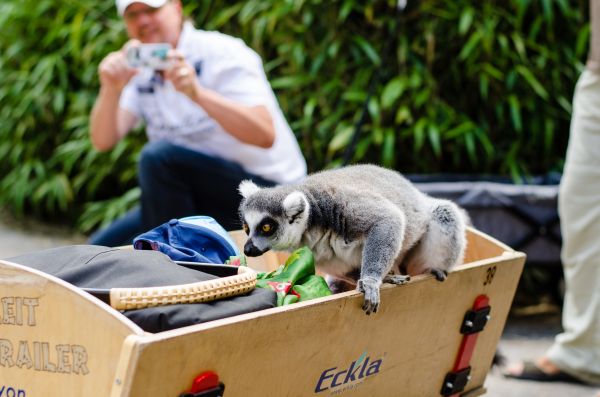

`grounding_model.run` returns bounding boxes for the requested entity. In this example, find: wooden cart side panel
[0,260,143,397]
[111,334,147,397]
[118,251,524,397]
[464,227,512,264]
